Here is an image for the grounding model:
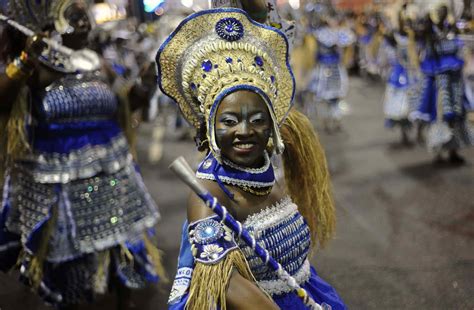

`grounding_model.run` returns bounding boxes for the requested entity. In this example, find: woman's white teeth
[235,143,254,149]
